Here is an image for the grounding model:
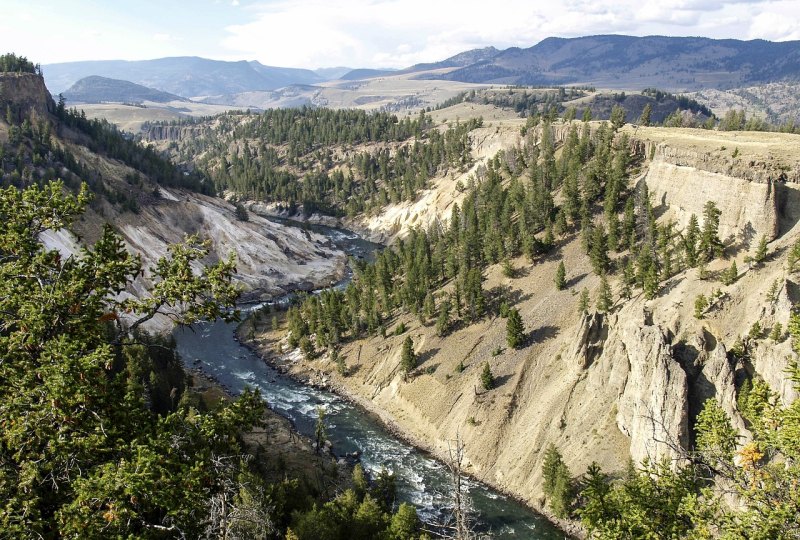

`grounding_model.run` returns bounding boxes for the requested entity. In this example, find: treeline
[55,104,211,193]
[0,52,39,74]
[190,111,480,216]
[641,88,714,117]
[228,107,429,157]
[1,101,210,214]
[435,86,588,118]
